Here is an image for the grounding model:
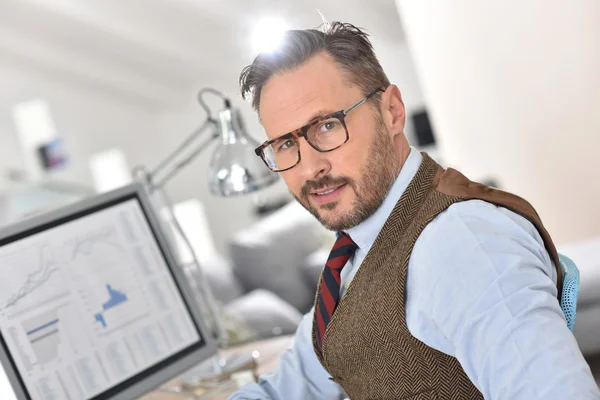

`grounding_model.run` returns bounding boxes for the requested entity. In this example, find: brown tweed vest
[312,152,561,400]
